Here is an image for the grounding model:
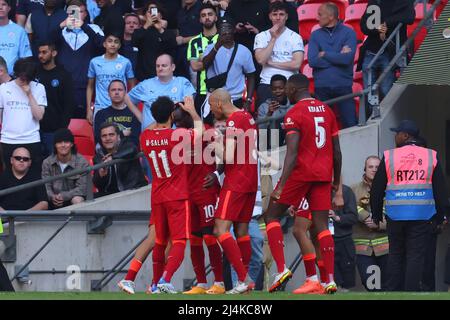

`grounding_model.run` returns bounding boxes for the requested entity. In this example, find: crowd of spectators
[0,0,413,203]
